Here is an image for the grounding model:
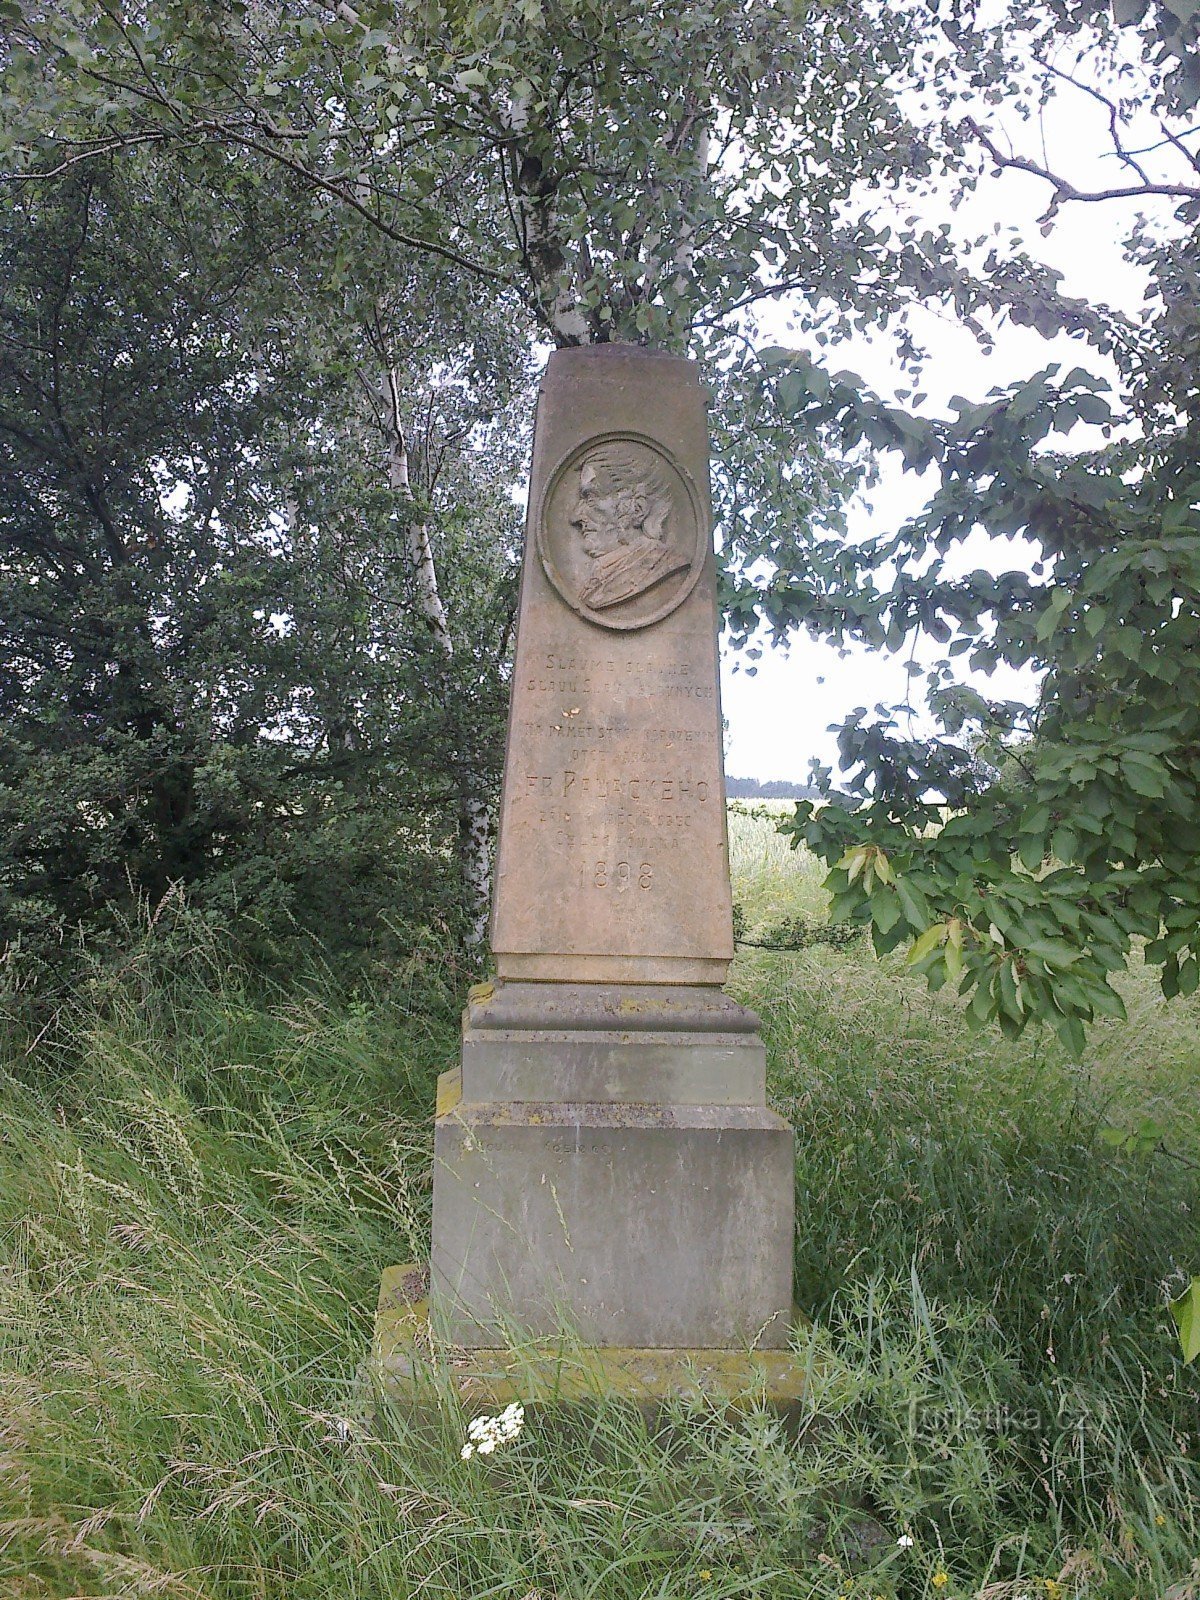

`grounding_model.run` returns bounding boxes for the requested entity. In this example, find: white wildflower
[460,1402,525,1461]
[896,1534,915,1550]
[498,1402,525,1439]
